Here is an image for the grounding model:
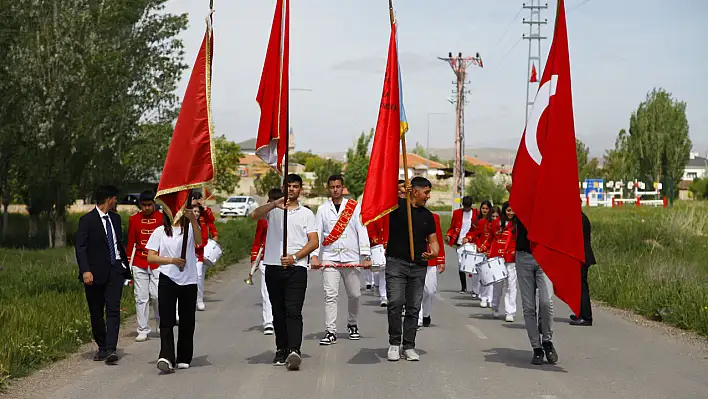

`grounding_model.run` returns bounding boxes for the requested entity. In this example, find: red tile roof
[399,153,445,169]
